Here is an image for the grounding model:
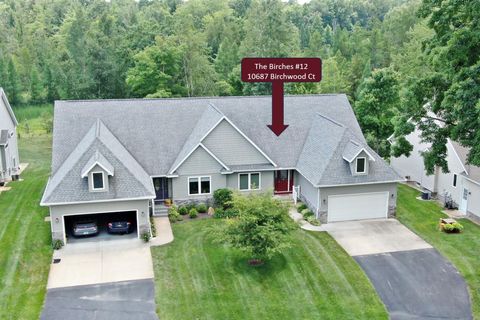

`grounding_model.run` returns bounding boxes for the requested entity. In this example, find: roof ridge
[315,129,349,184]
[95,121,153,193]
[54,93,347,104]
[316,112,345,127]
